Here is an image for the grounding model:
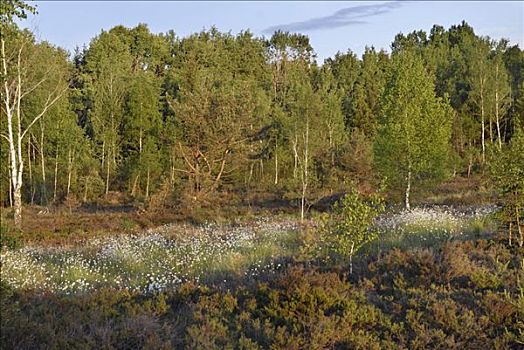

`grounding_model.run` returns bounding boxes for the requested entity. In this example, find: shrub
[320,187,385,272]
[0,225,22,250]
[489,126,524,246]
